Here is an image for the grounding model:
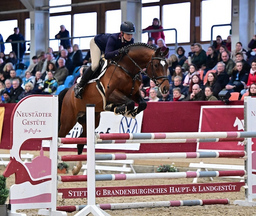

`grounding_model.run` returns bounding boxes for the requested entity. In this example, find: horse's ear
[155,48,161,56]
[162,48,169,57]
